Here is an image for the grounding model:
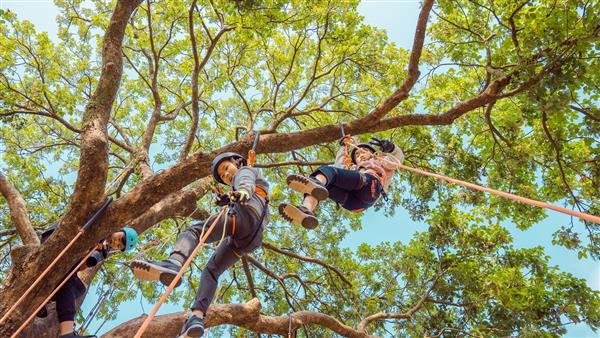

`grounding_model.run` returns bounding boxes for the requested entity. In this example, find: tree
[0,0,598,336]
